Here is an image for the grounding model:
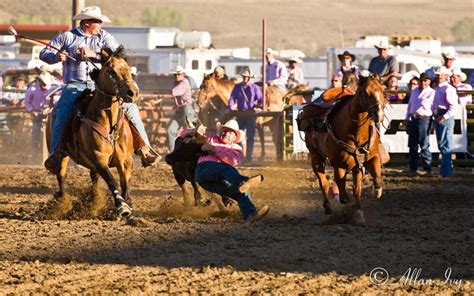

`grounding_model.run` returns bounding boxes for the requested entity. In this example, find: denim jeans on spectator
[237,115,256,160]
[195,161,256,219]
[434,117,454,177]
[167,104,196,151]
[407,116,432,172]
